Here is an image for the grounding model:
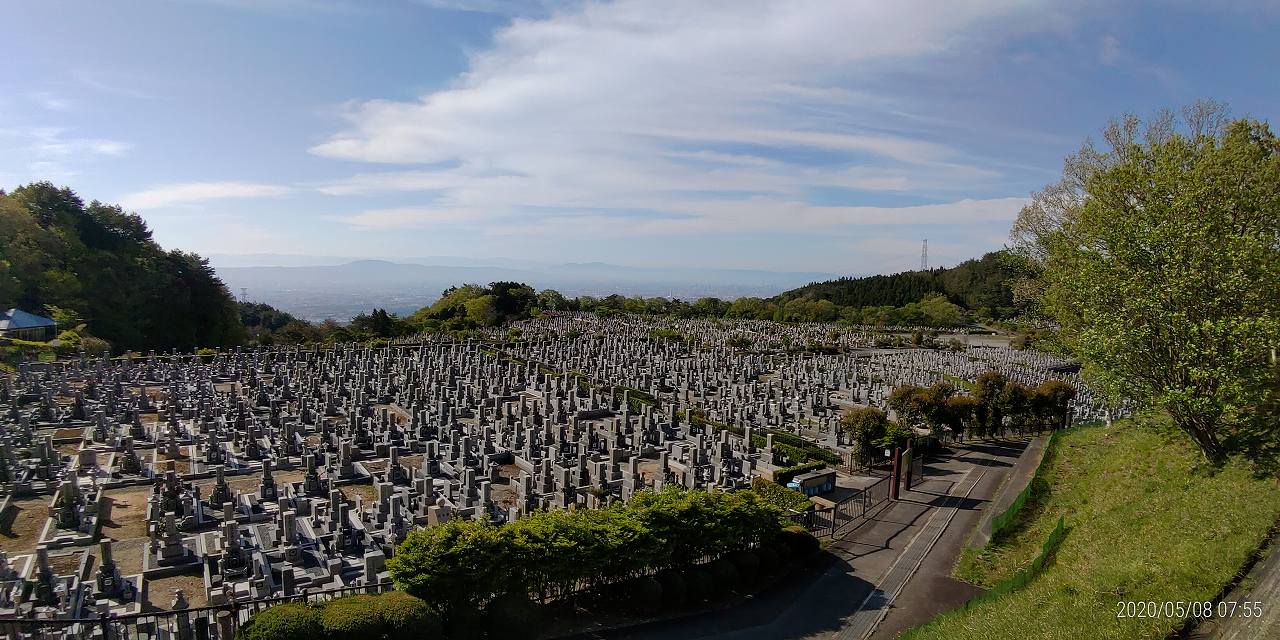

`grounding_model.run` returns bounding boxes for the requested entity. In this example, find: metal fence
[789,474,892,538]
[0,581,394,640]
